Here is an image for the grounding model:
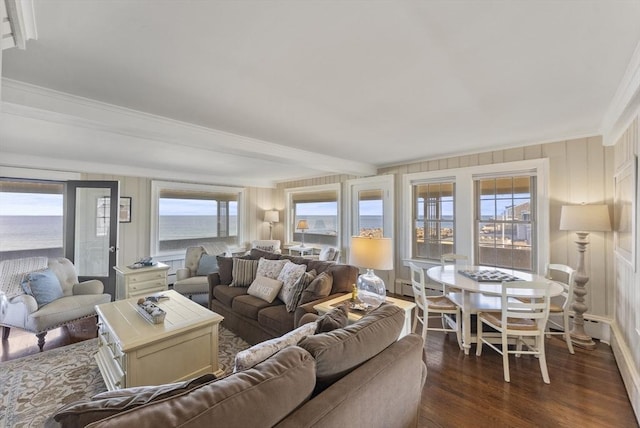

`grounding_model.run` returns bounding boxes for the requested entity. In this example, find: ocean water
[159,215,238,240]
[0,216,63,251]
